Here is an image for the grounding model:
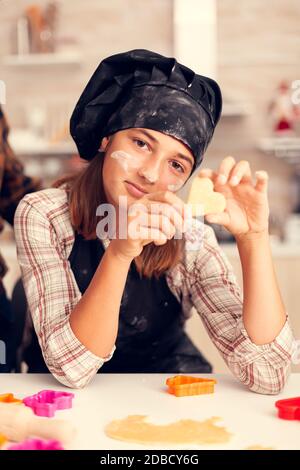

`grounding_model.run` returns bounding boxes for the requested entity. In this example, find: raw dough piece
[187,177,226,216]
[105,415,232,445]
[245,445,274,450]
